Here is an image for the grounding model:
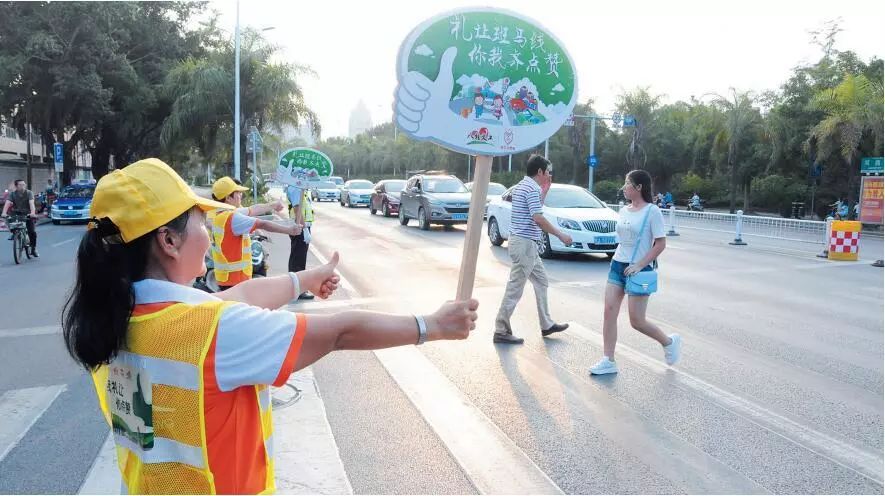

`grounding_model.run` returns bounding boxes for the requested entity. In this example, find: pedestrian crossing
[0,268,882,494]
[1,325,883,494]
